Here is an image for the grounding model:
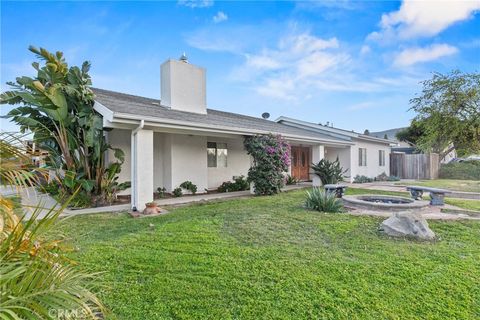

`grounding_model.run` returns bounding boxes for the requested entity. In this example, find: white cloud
[255,77,297,101]
[393,43,458,67]
[187,22,427,103]
[360,45,371,55]
[239,32,348,100]
[245,53,281,70]
[213,11,228,23]
[178,0,213,8]
[368,0,480,41]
